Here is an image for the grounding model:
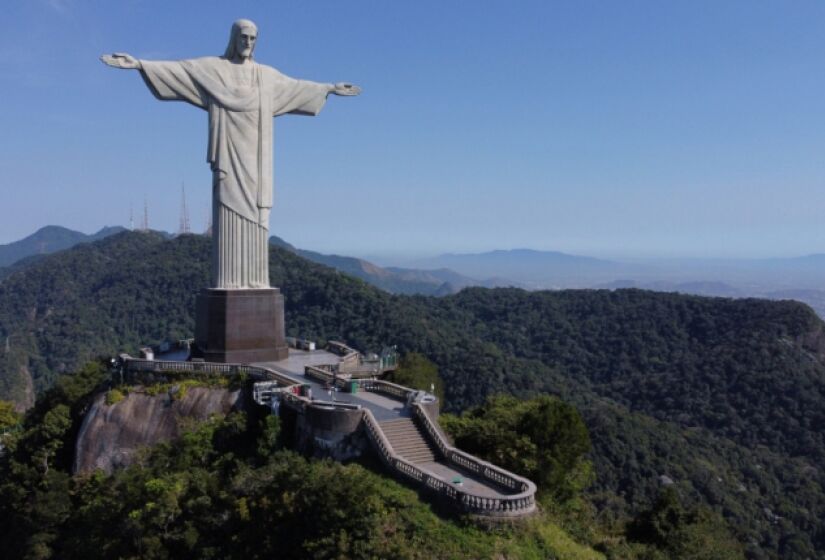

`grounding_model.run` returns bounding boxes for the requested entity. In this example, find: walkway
[256,349,409,422]
[254,349,522,502]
